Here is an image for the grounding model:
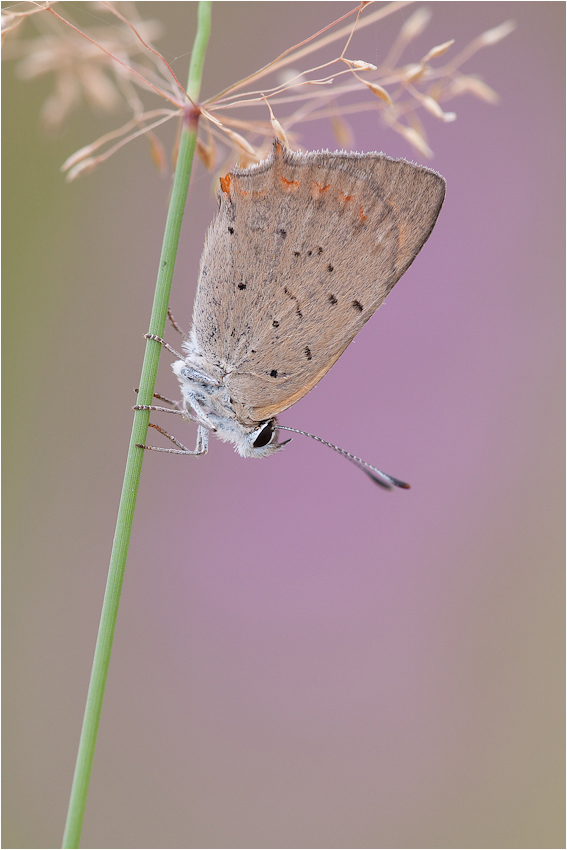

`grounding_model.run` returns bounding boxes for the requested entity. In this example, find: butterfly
[137,141,445,488]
